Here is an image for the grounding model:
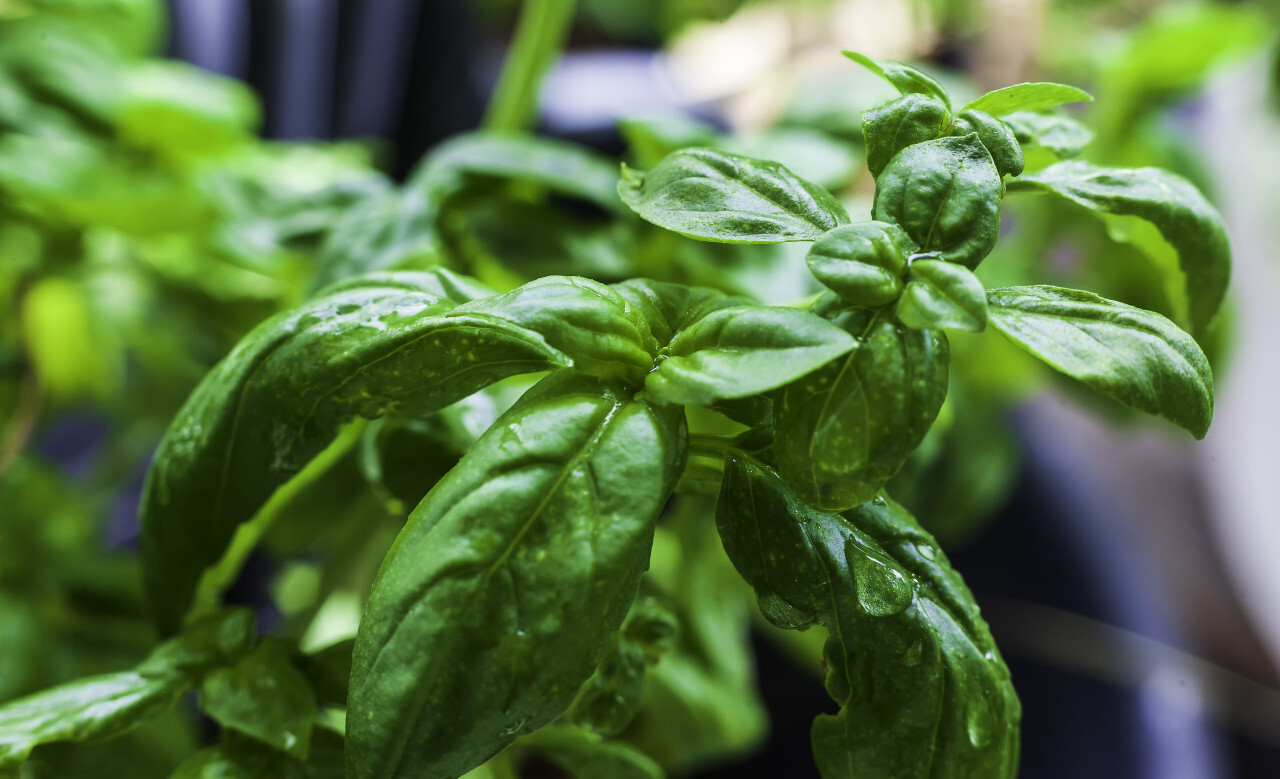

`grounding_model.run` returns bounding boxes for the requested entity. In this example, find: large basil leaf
[872,135,1002,269]
[1007,161,1230,337]
[618,148,850,243]
[806,222,913,307]
[643,306,856,407]
[0,609,254,767]
[347,371,687,779]
[843,51,951,109]
[610,278,747,347]
[716,458,1020,779]
[896,259,988,332]
[140,270,570,633]
[987,285,1214,438]
[862,93,949,179]
[776,311,949,510]
[961,82,1093,116]
[451,276,658,383]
